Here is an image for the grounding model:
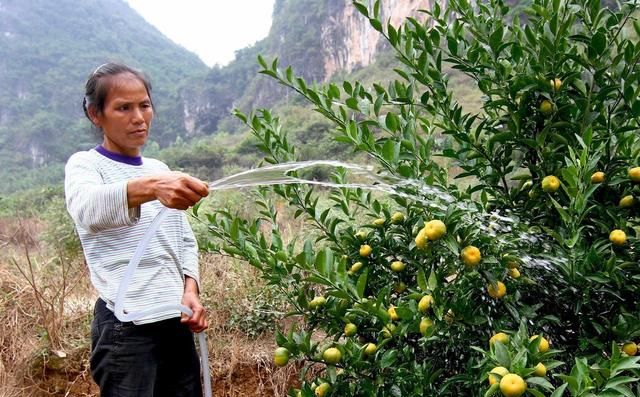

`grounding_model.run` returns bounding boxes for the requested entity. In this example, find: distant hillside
[0,0,208,192]
[0,0,439,194]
